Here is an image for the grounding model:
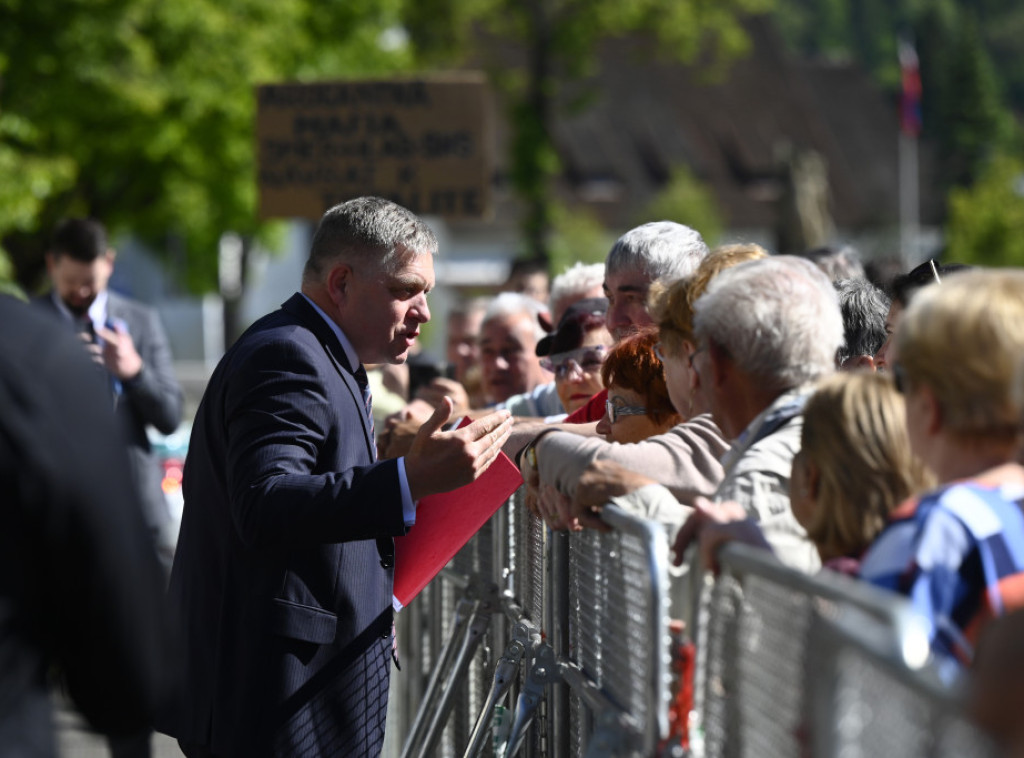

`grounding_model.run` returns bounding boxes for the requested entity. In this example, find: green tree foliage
[546,203,613,276]
[935,13,1010,188]
[0,0,413,292]
[402,0,772,263]
[637,165,724,247]
[945,149,1024,267]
